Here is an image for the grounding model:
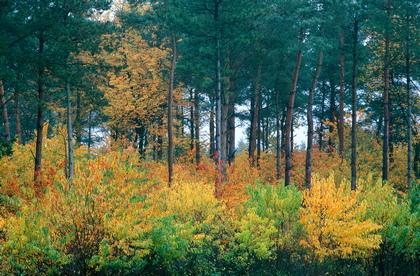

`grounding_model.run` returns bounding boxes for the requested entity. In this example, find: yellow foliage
[301,174,382,260]
[163,180,225,225]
